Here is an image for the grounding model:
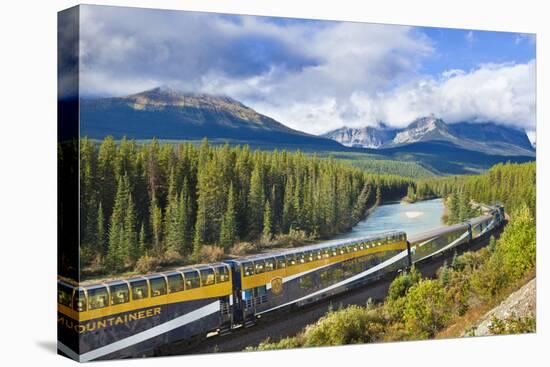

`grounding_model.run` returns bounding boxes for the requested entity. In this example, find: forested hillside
[422,161,536,217]
[79,137,413,276]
